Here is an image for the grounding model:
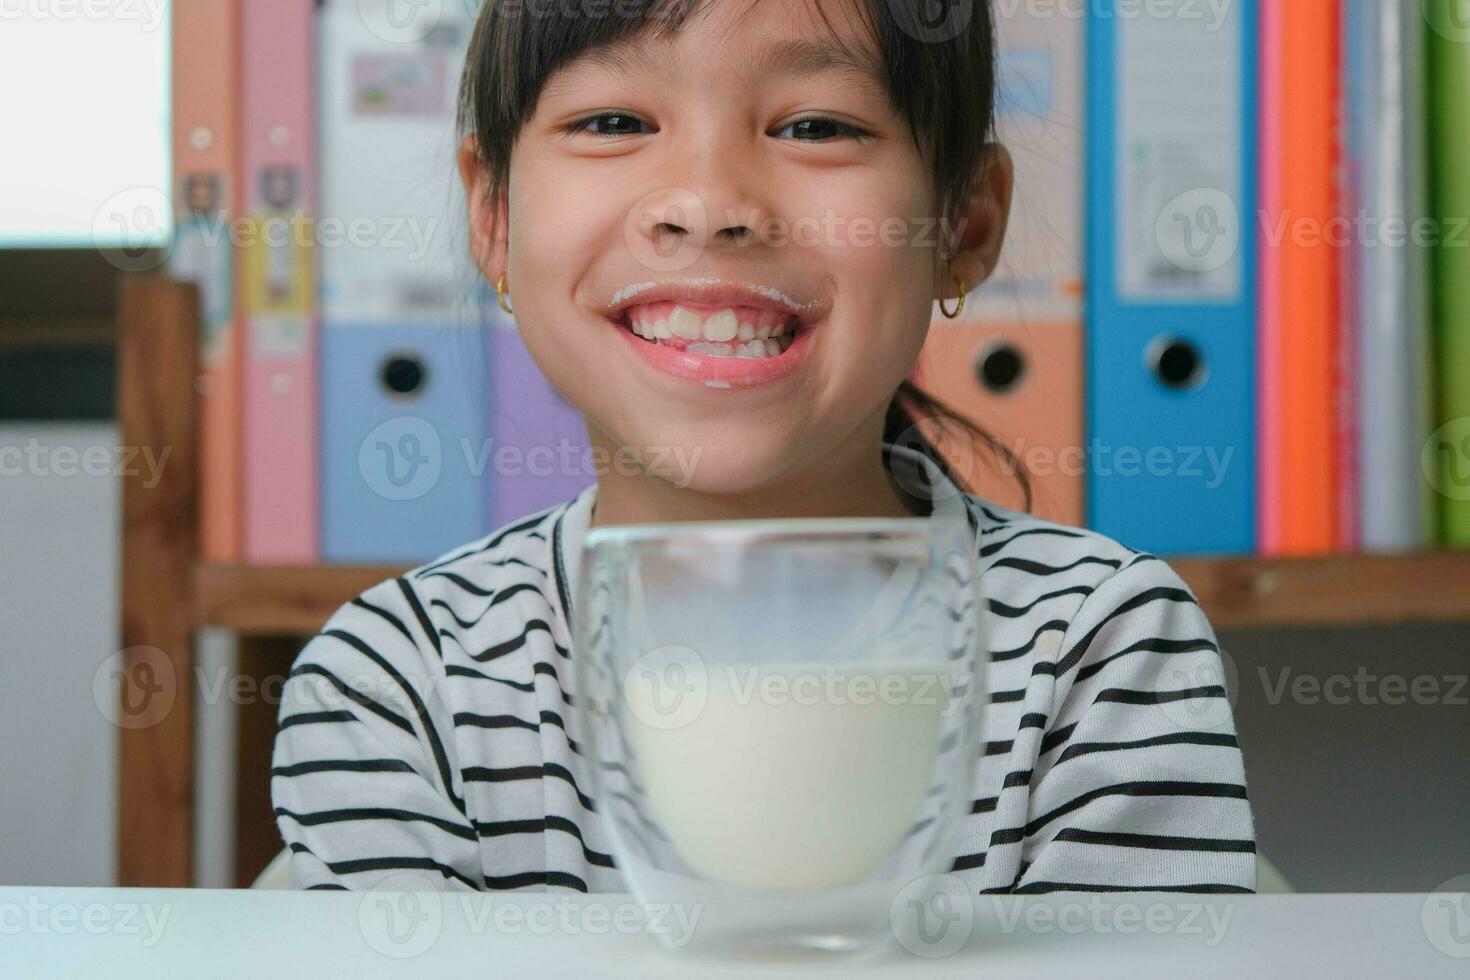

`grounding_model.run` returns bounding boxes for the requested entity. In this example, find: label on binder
[1117,10,1243,302]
